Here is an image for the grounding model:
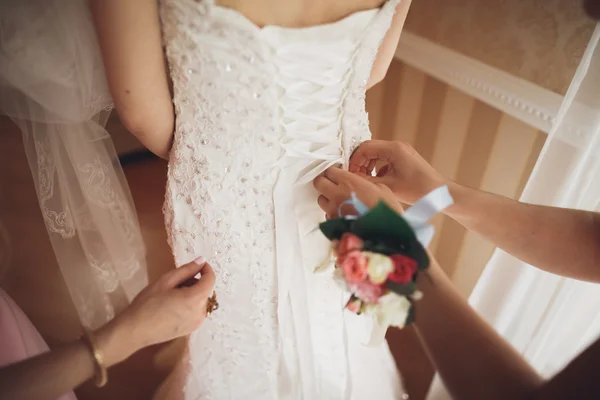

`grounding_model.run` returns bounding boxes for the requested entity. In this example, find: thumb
[349,140,398,172]
[161,257,206,289]
[181,262,216,299]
